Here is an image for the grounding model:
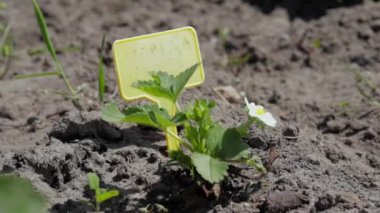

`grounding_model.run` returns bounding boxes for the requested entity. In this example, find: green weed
[87,172,119,212]
[98,35,106,105]
[15,0,82,109]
